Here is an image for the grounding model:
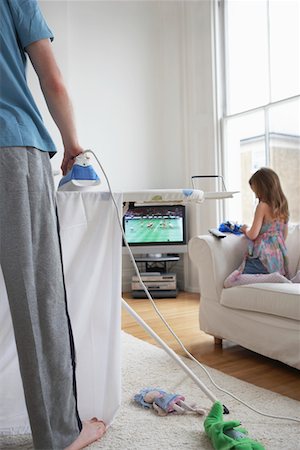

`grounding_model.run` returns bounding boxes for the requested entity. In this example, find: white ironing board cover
[0,191,122,434]
[123,189,204,203]
[203,191,239,199]
[123,189,239,203]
